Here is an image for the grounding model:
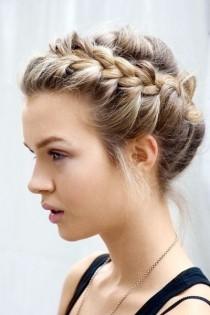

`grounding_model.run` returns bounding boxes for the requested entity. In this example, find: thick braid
[51,39,159,94]
[51,31,194,101]
[48,35,165,134]
[24,33,199,138]
[23,30,201,131]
